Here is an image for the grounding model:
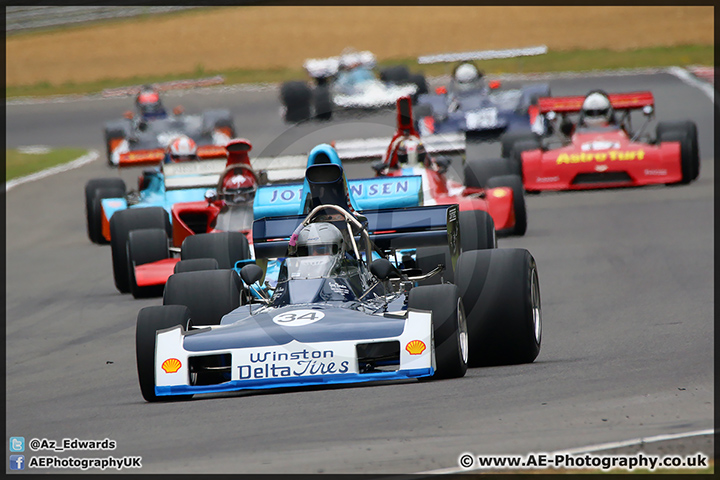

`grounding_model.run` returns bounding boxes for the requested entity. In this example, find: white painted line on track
[418,427,715,475]
[667,66,715,101]
[6,150,100,191]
